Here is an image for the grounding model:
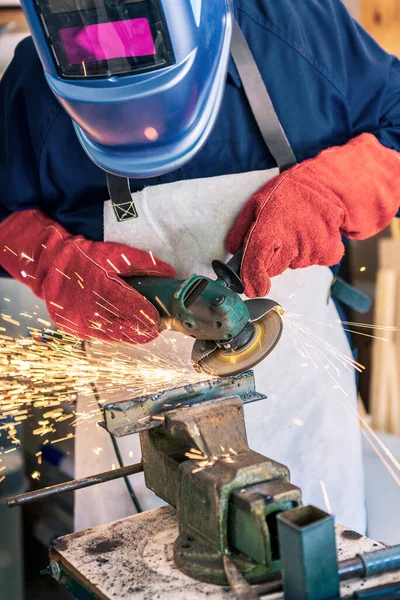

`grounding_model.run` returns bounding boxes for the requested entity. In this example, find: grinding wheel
[195,308,283,377]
